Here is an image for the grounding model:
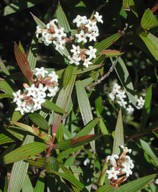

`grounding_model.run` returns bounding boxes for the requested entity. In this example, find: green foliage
[0,1,158,191]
